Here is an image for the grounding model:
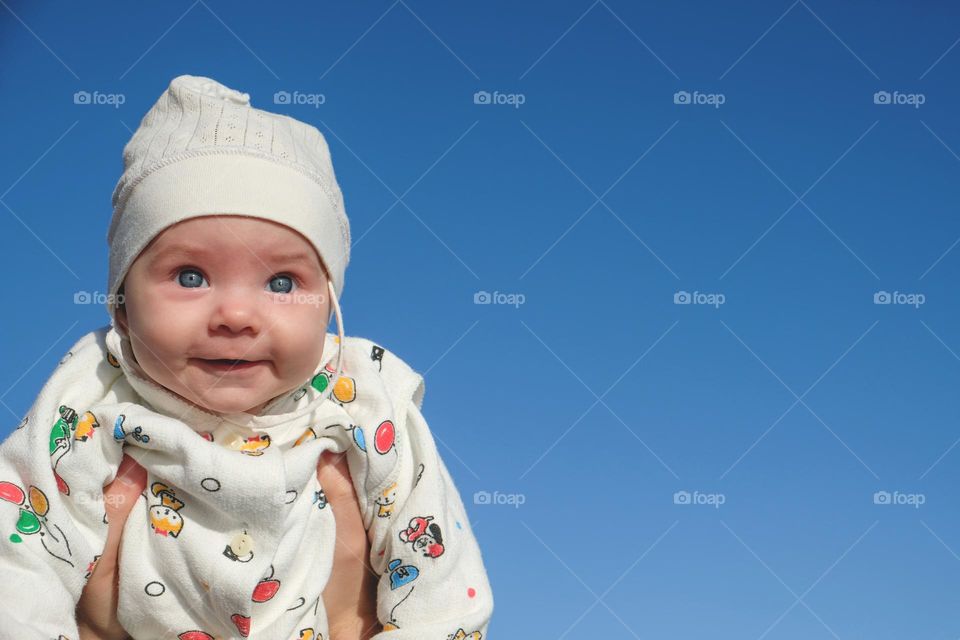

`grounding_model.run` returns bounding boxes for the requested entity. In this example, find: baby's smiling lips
[192,357,268,374]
